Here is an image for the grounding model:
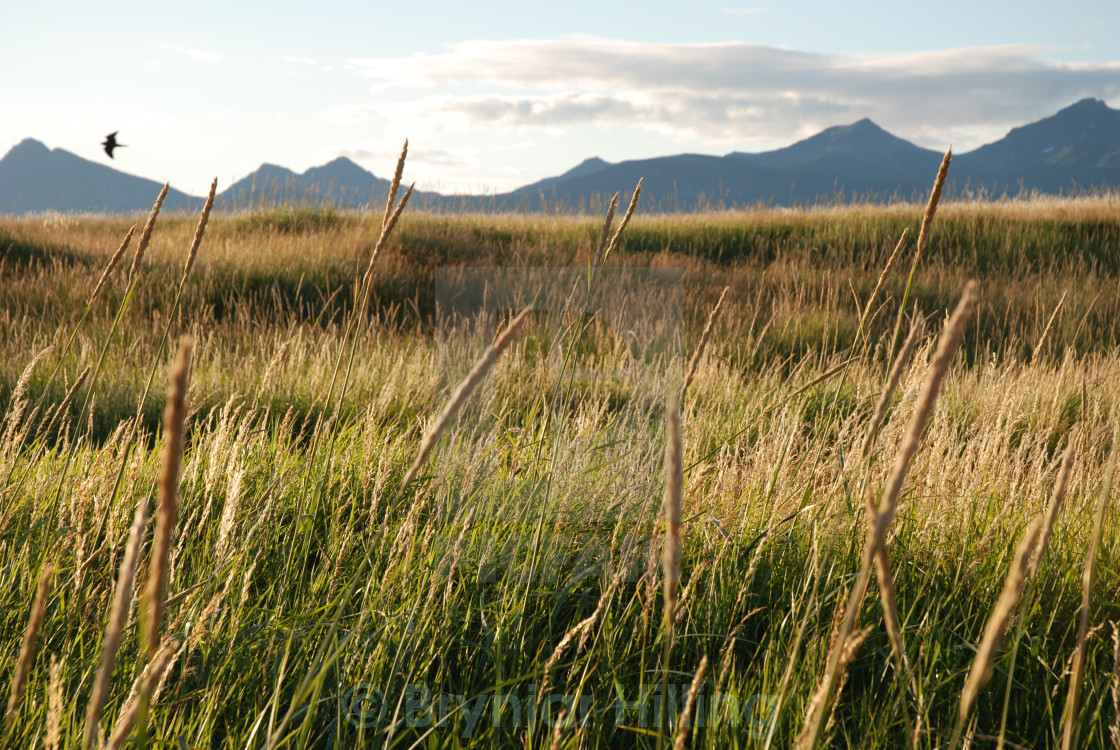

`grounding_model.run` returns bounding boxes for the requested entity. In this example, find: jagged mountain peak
[730,116,940,172]
[0,138,193,213]
[962,97,1120,171]
[5,138,51,156]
